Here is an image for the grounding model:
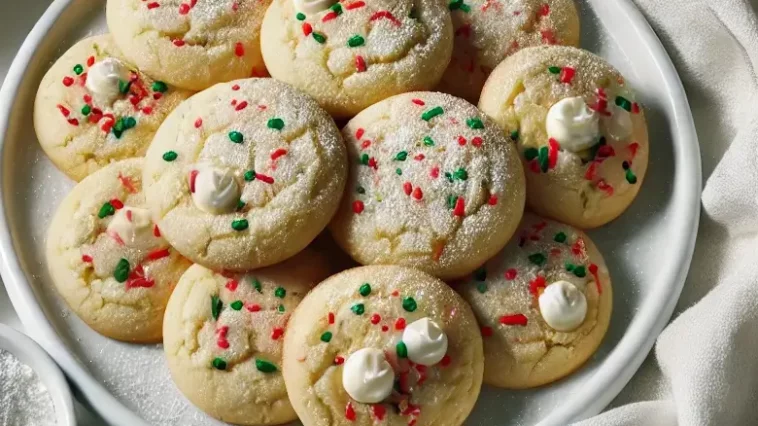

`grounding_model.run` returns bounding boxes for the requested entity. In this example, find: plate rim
[0,1,702,425]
